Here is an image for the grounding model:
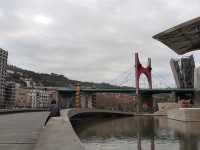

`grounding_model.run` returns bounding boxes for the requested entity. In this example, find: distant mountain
[6,65,125,89]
